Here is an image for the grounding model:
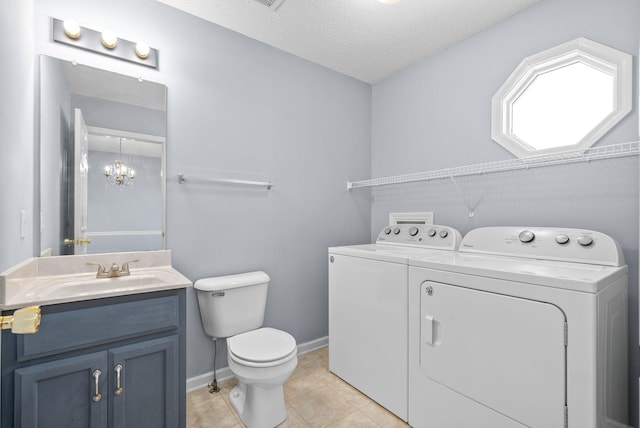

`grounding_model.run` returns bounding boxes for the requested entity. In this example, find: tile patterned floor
[186,346,410,428]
